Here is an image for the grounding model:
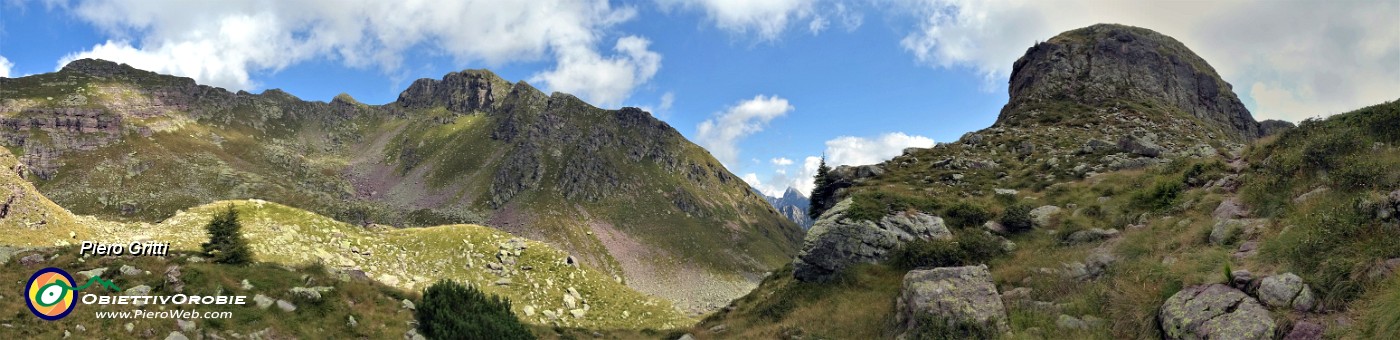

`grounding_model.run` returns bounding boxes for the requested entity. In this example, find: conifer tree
[202,205,252,265]
[808,157,834,219]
